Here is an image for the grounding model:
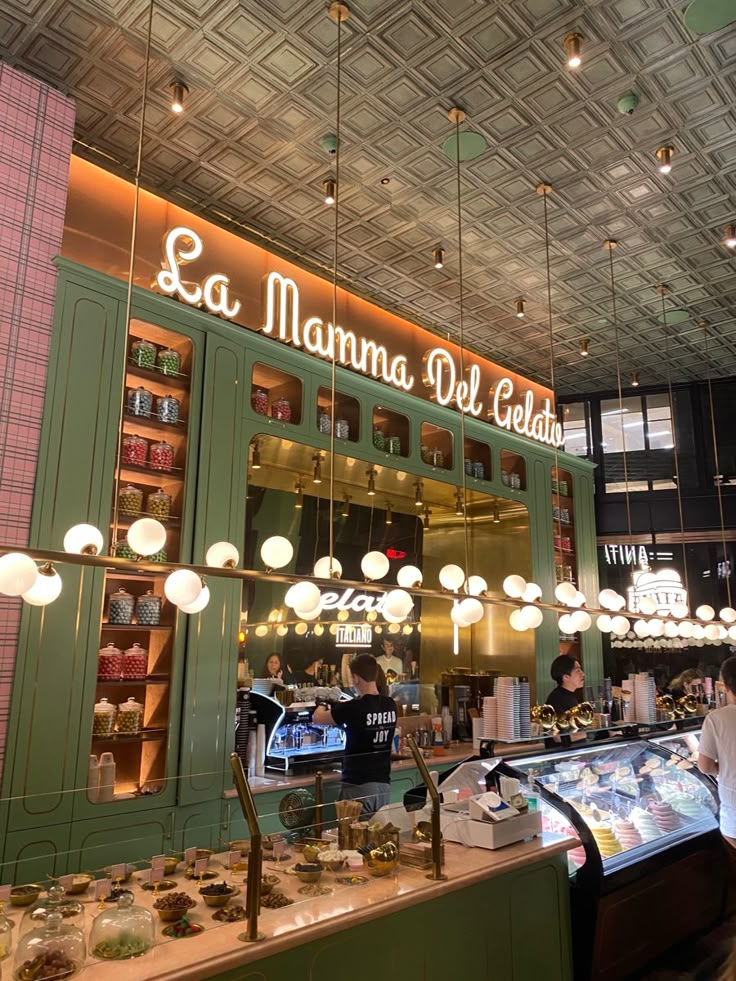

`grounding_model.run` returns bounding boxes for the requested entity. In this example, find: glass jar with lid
[135,590,161,626]
[122,643,148,679]
[108,588,134,624]
[22,886,83,932]
[271,397,291,422]
[121,434,147,467]
[145,488,171,520]
[0,901,13,960]
[90,892,154,961]
[118,484,143,516]
[318,409,331,434]
[156,348,181,376]
[130,338,156,369]
[14,910,85,980]
[155,394,179,425]
[126,386,153,418]
[251,388,268,416]
[335,418,350,440]
[97,643,123,681]
[373,428,386,451]
[93,698,116,737]
[116,697,143,736]
[149,440,174,472]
